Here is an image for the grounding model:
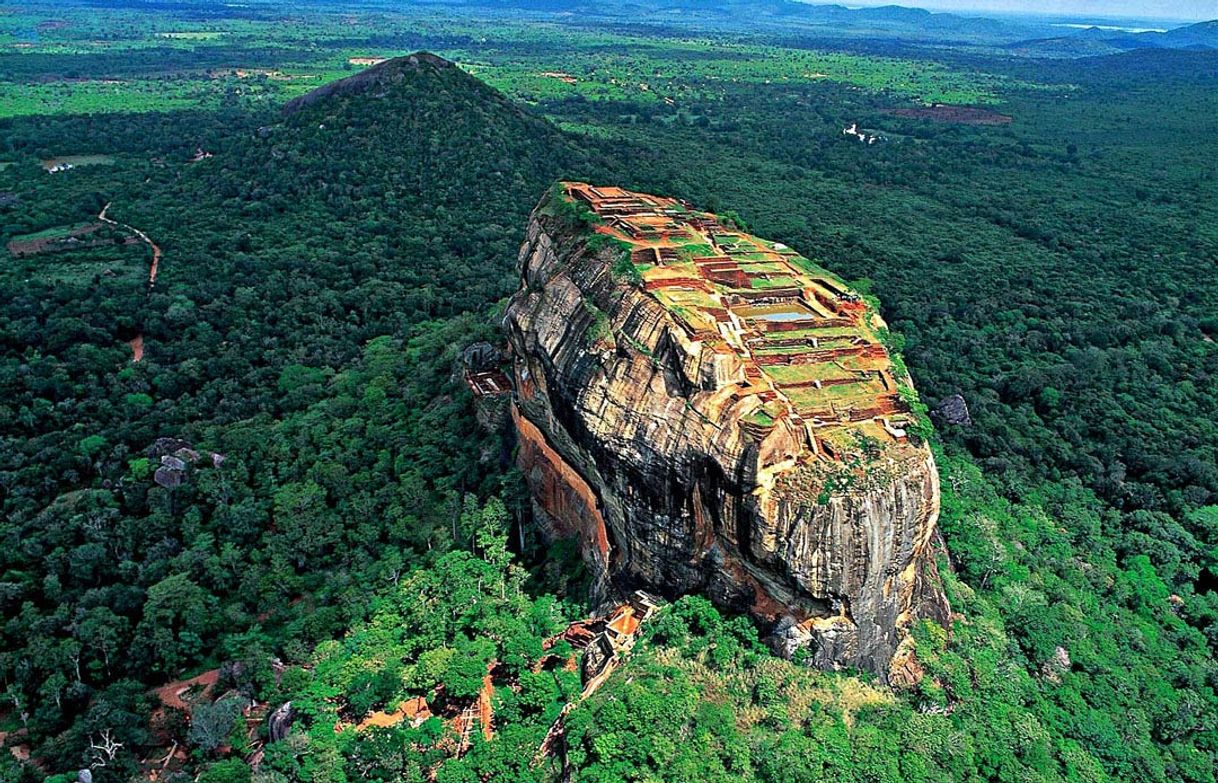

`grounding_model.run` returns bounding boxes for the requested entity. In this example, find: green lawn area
[0,80,262,119]
[40,154,115,171]
[658,286,719,312]
[752,275,800,289]
[8,244,144,284]
[9,222,95,242]
[753,344,813,356]
[675,241,715,260]
[744,408,776,427]
[766,362,853,385]
[763,326,862,341]
[737,261,786,273]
